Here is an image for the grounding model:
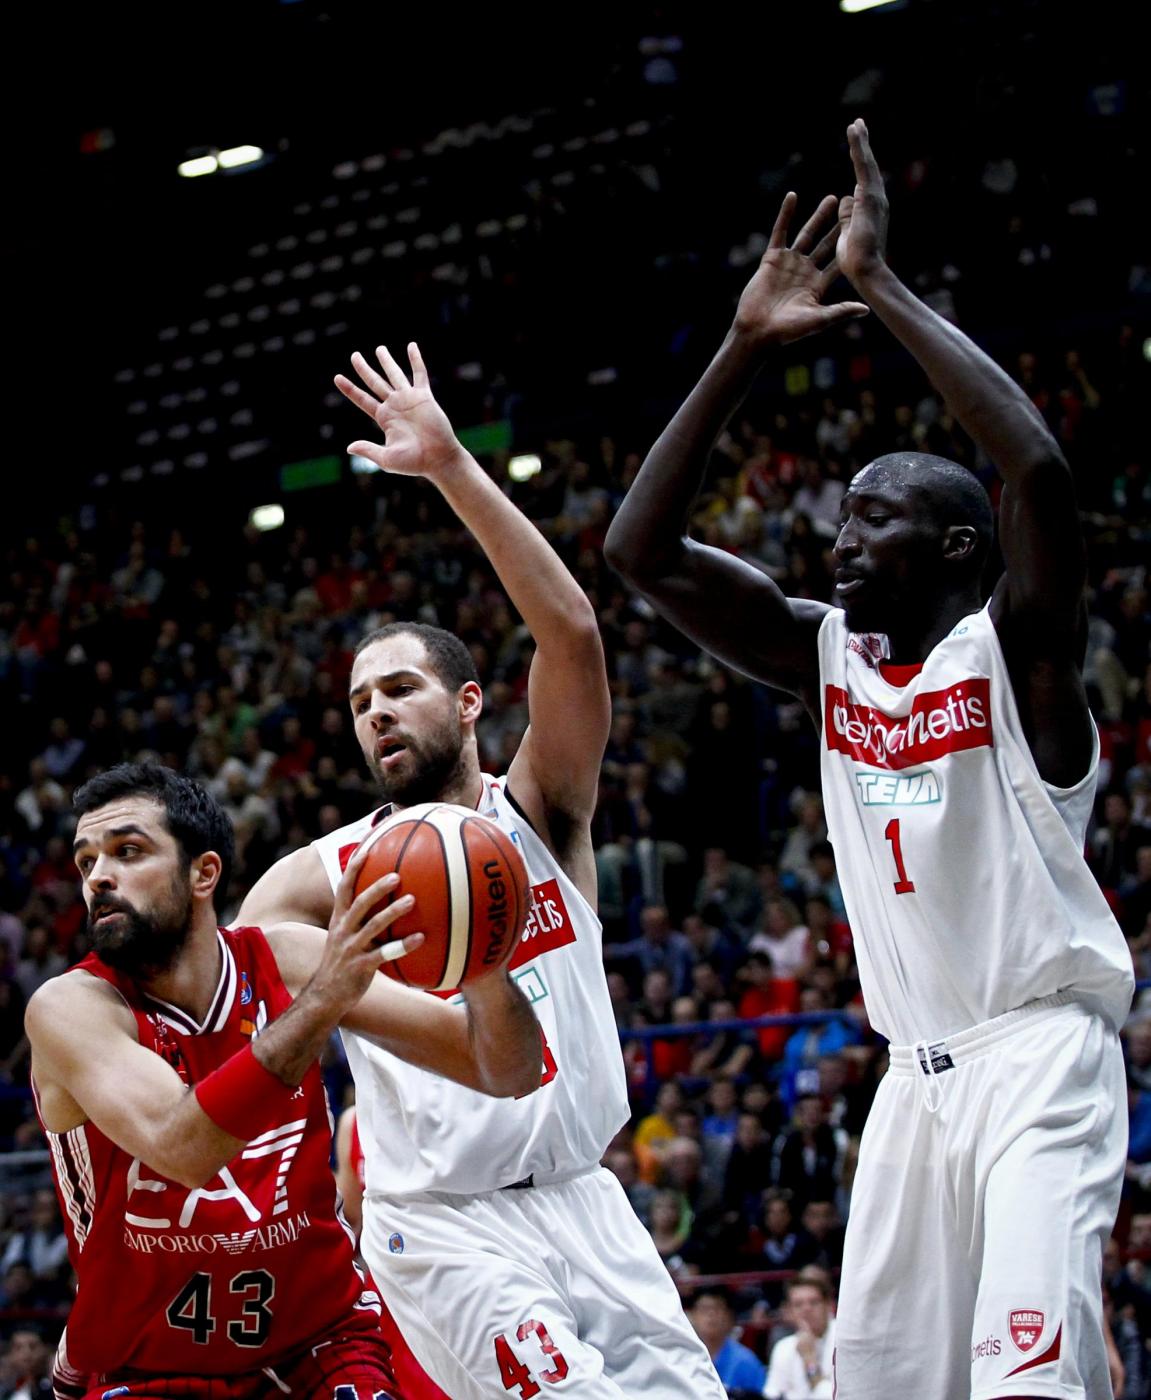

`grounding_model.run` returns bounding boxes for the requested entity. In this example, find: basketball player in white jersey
[605,121,1134,1400]
[238,343,726,1398]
